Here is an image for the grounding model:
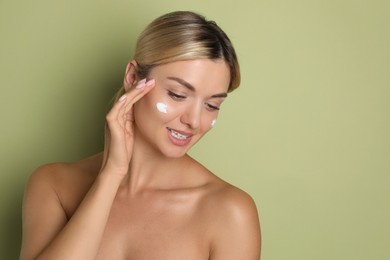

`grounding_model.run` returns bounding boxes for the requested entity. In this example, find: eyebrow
[166,76,228,98]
